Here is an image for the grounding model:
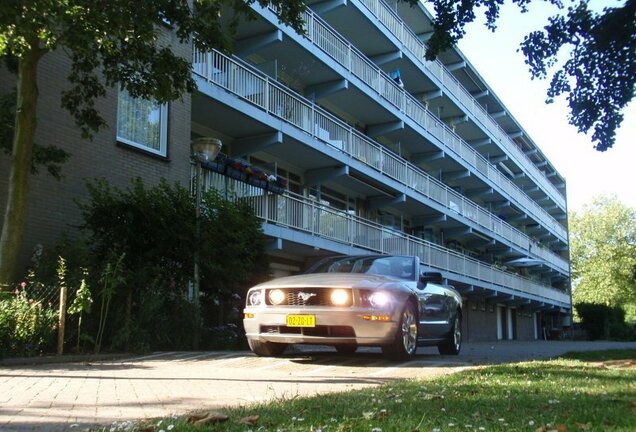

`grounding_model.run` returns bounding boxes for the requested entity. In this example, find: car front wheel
[438,314,461,355]
[382,301,418,361]
[247,338,288,357]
